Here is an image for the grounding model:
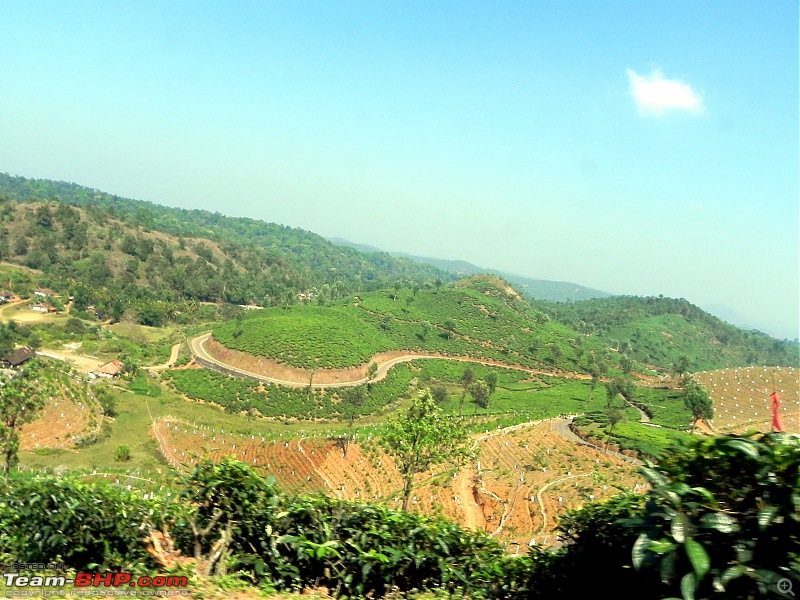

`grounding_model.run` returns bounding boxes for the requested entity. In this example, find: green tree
[418,321,431,341]
[606,376,636,405]
[604,405,626,453]
[366,362,378,382]
[485,372,498,397]
[683,379,714,433]
[672,355,691,385]
[341,385,367,456]
[459,367,475,415]
[604,380,628,452]
[443,319,457,340]
[619,354,634,375]
[0,361,52,476]
[382,390,474,511]
[430,384,449,404]
[549,343,563,365]
[113,444,131,462]
[470,380,490,410]
[588,373,600,402]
